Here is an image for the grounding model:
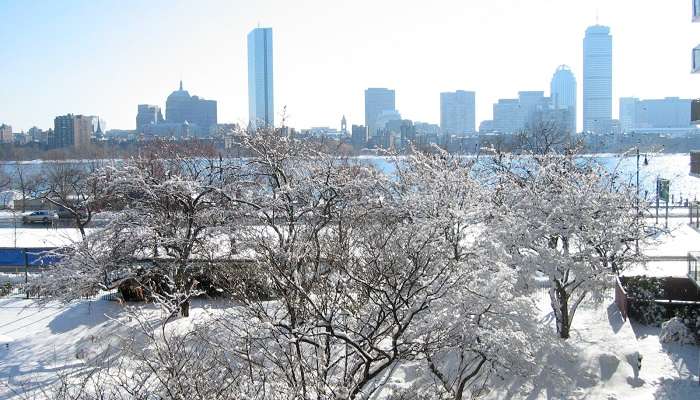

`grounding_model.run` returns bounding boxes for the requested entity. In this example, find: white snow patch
[660,318,696,345]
